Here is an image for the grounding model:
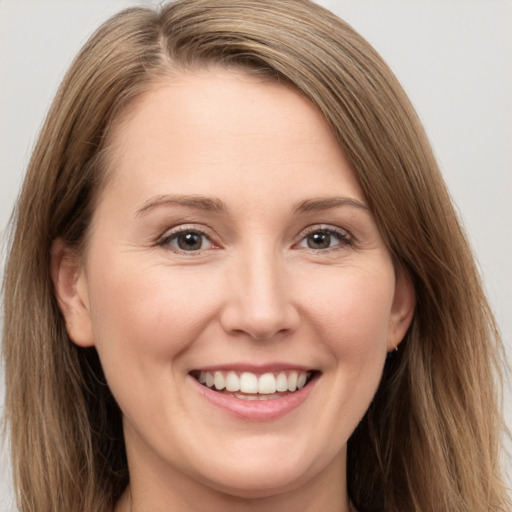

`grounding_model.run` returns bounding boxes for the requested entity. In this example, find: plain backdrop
[1,1,511,510]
